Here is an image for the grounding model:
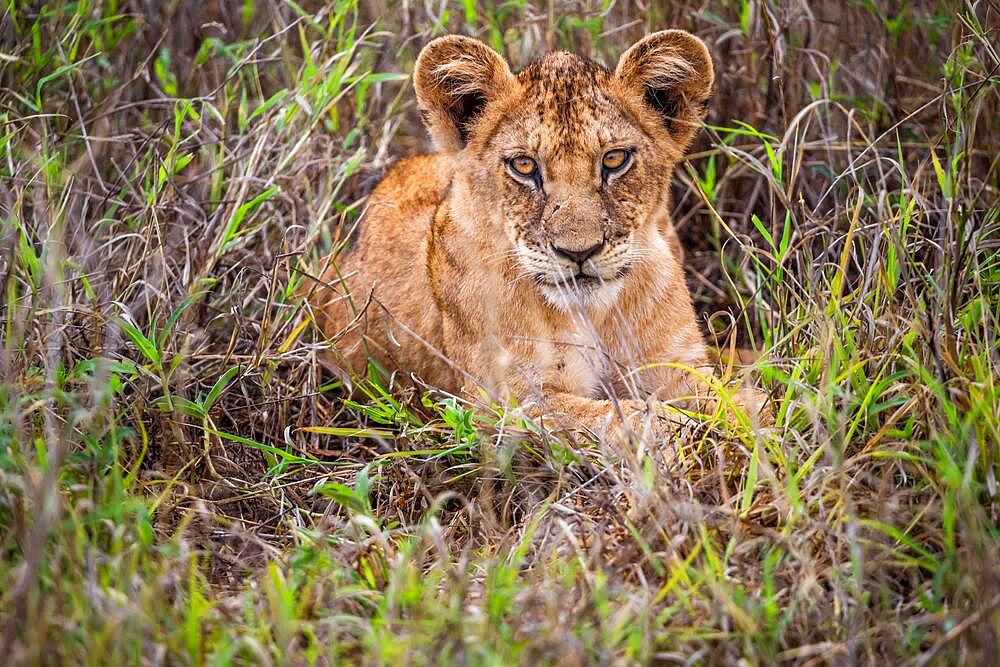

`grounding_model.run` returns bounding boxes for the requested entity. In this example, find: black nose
[552,242,604,264]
